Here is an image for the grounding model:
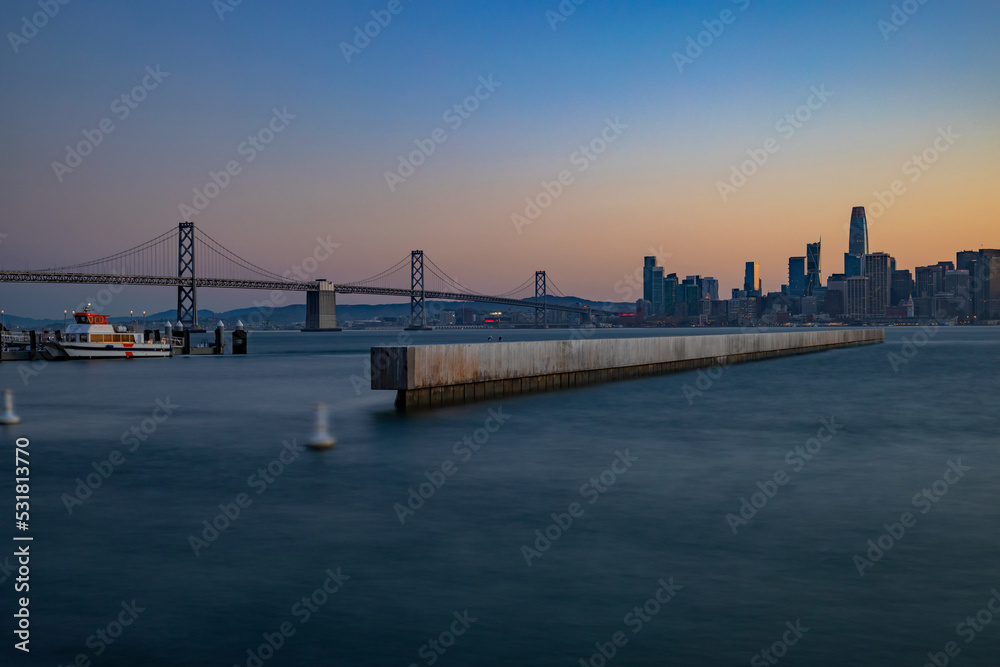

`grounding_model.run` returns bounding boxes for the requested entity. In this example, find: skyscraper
[806,240,822,295]
[891,269,913,306]
[862,252,892,316]
[844,206,868,277]
[663,272,679,316]
[651,266,664,314]
[849,206,869,256]
[976,249,1000,320]
[703,277,719,301]
[788,256,806,298]
[643,256,658,304]
[845,276,870,317]
[744,262,761,296]
[915,265,944,297]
